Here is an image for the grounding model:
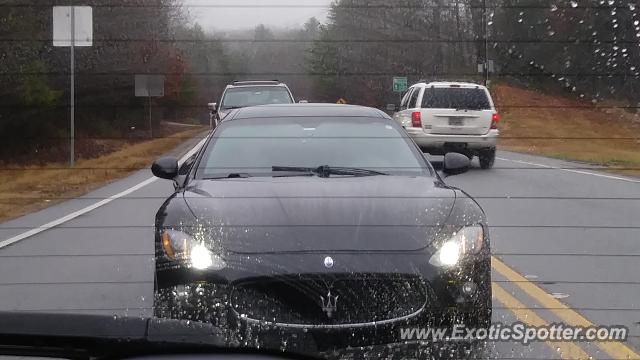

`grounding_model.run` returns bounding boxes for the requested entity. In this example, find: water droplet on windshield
[550,4,558,12]
[570,1,578,7]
